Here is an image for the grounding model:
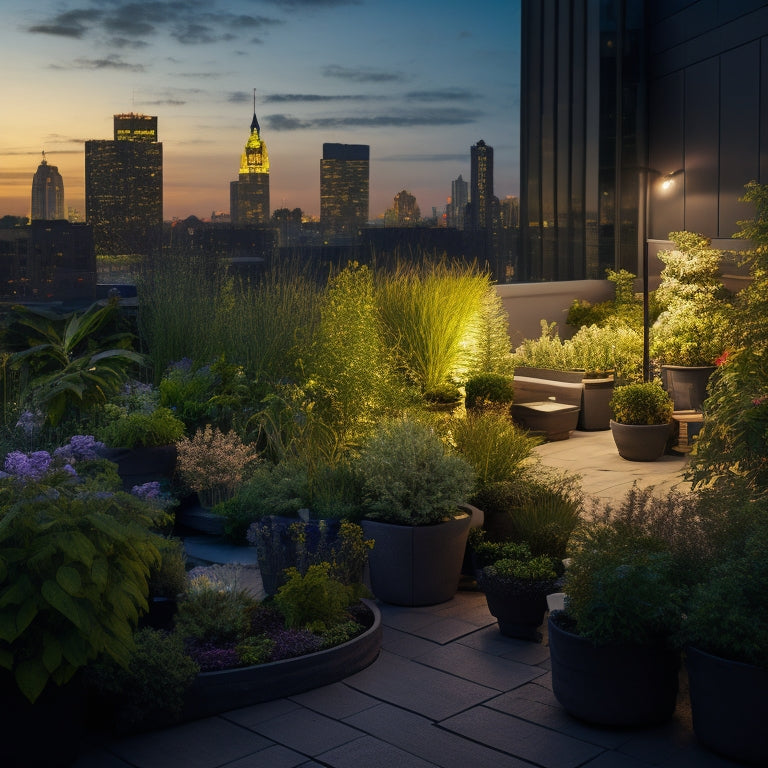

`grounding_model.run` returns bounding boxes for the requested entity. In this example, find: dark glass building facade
[320,143,370,243]
[85,113,163,257]
[519,1,768,281]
